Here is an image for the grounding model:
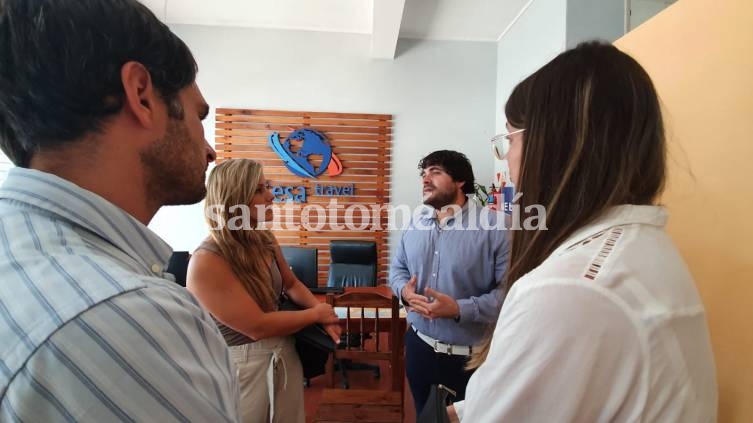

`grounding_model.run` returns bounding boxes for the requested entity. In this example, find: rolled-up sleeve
[455,230,509,324]
[389,231,412,304]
